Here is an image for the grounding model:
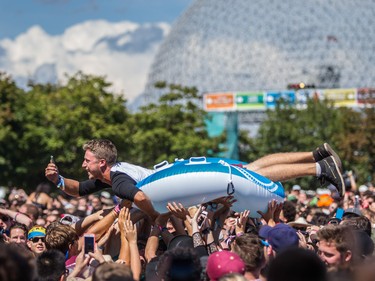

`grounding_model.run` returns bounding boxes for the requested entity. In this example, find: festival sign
[204,92,235,111]
[265,90,296,109]
[357,88,375,105]
[235,91,265,110]
[321,88,357,107]
[295,89,323,109]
